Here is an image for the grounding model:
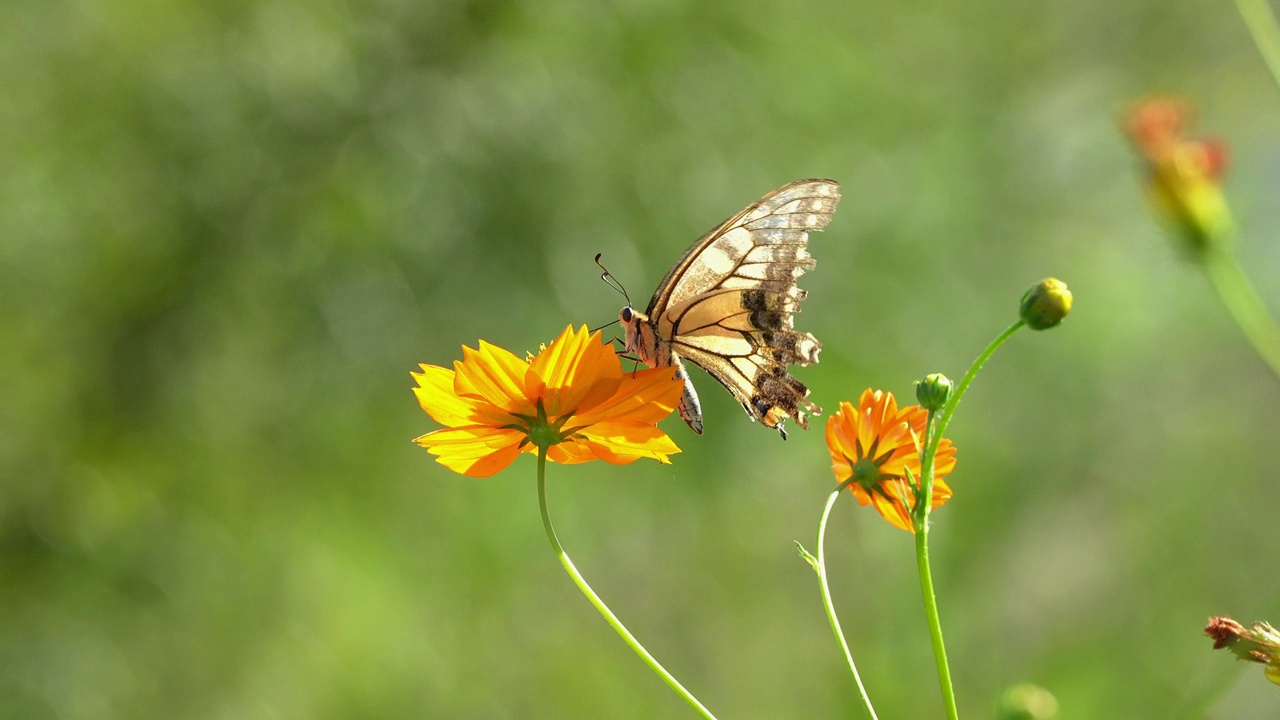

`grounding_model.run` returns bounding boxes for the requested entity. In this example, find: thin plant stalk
[814,478,880,720]
[535,446,718,720]
[1230,0,1280,383]
[926,320,1024,462]
[1202,244,1280,383]
[912,509,957,720]
[1235,0,1280,93]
